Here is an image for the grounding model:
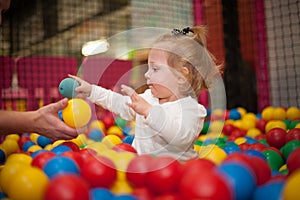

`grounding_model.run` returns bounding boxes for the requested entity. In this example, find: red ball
[286,128,300,143]
[126,155,154,188]
[44,174,89,200]
[239,143,251,151]
[179,170,232,200]
[247,156,271,186]
[181,158,216,177]
[61,141,80,151]
[112,143,137,153]
[146,156,181,195]
[286,147,300,175]
[78,148,98,163]
[131,187,154,200]
[80,156,117,188]
[31,151,56,169]
[102,113,115,130]
[247,142,267,152]
[222,124,237,136]
[256,119,268,133]
[61,151,84,169]
[266,128,286,149]
[154,193,182,200]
